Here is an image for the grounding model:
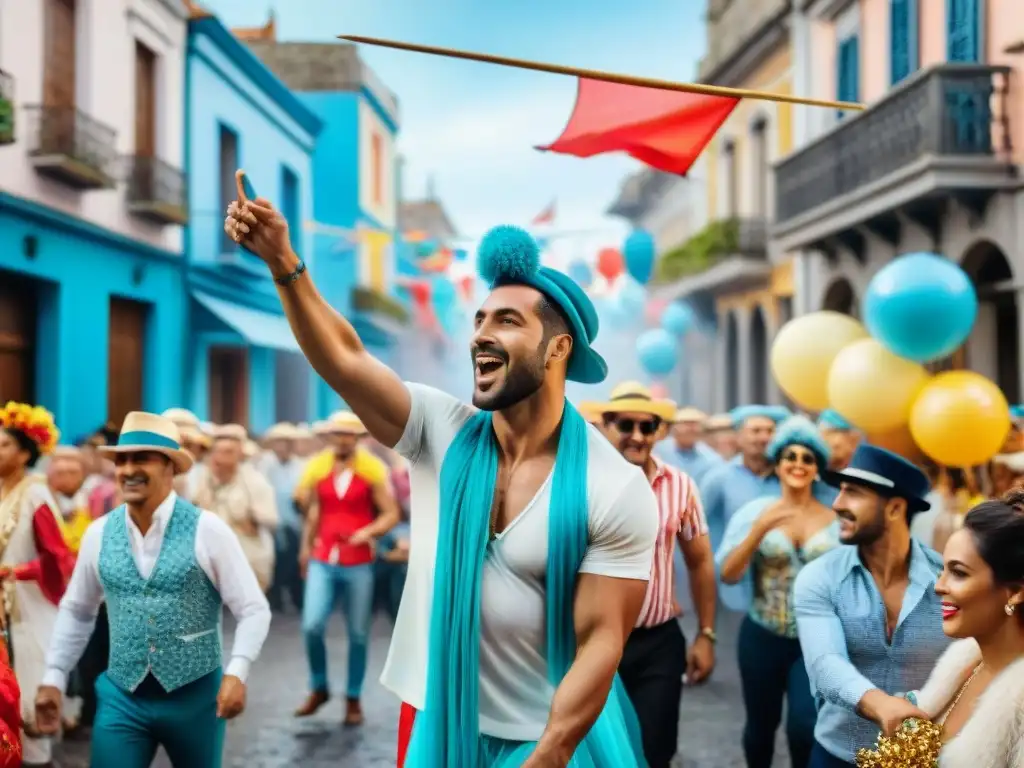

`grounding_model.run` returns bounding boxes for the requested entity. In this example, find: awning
[192,291,300,353]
